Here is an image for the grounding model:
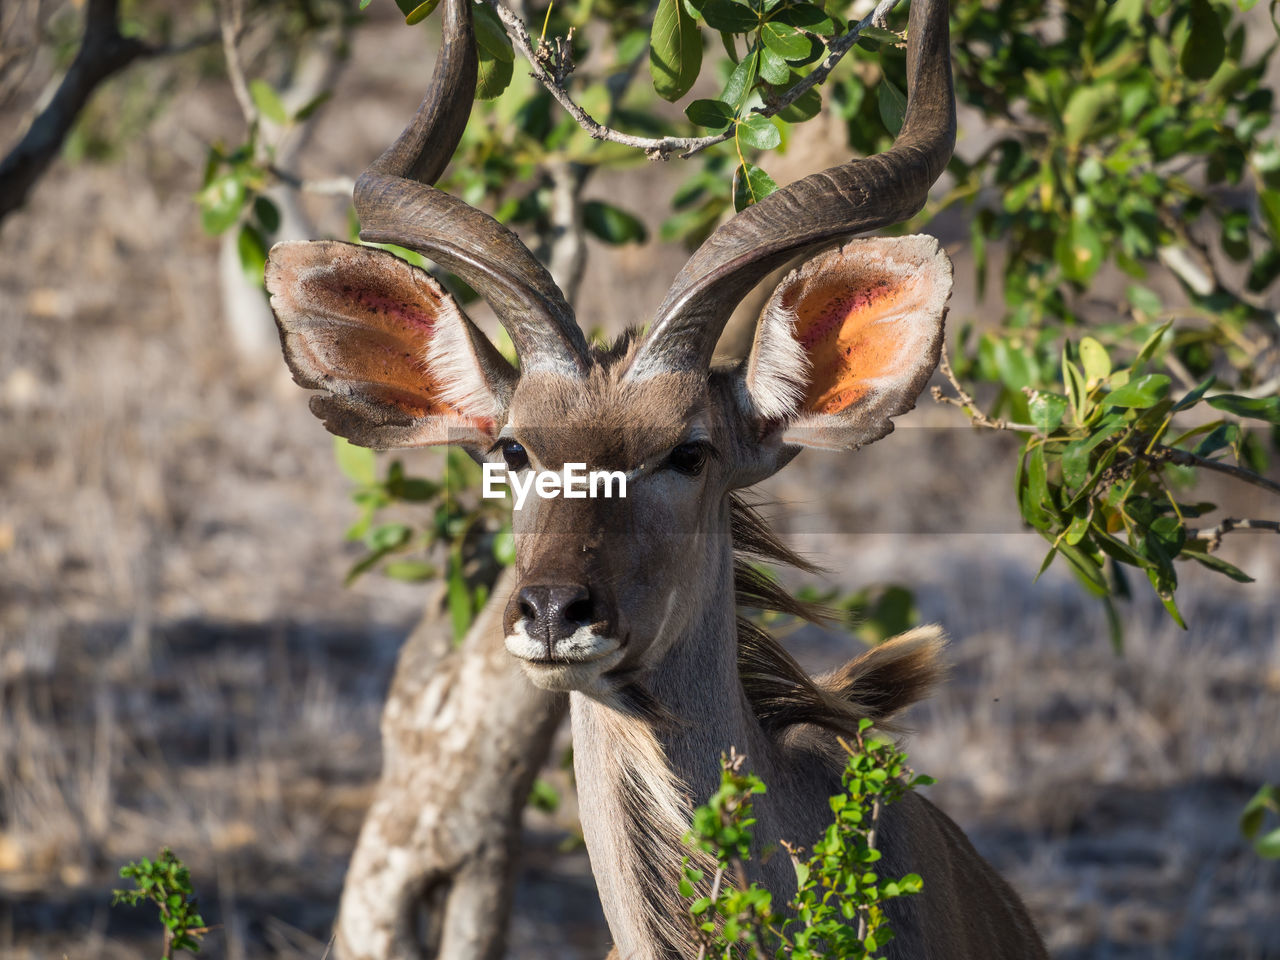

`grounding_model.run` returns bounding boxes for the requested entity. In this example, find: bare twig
[1188,517,1280,552]
[0,0,214,222]
[266,165,356,197]
[485,0,904,160]
[693,863,726,960]
[218,0,257,132]
[931,346,1038,432]
[856,797,883,941]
